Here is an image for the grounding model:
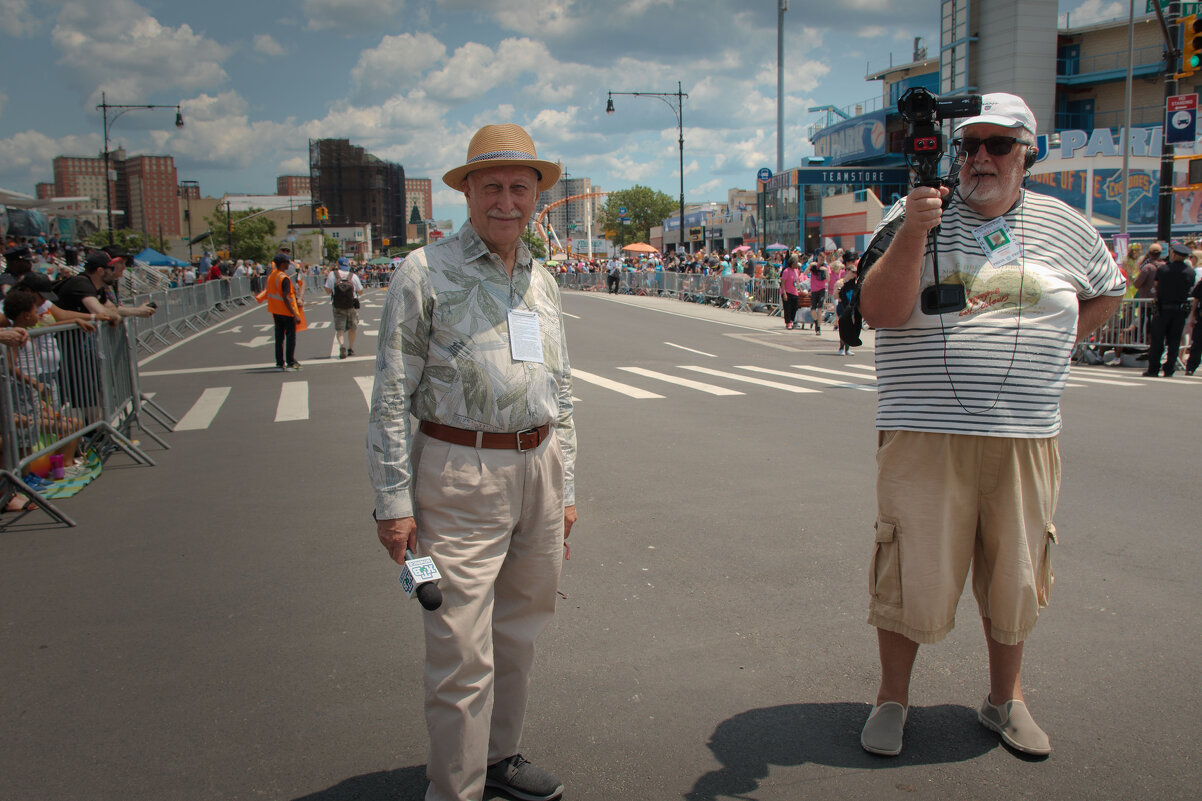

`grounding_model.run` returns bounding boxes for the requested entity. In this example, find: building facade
[53,150,180,238]
[404,177,433,226]
[53,155,112,211]
[118,155,181,239]
[308,138,406,251]
[536,175,604,246]
[276,175,311,196]
[760,2,1202,252]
